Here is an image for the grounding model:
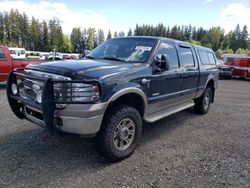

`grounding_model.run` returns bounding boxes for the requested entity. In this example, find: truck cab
[7,37,218,161]
[0,46,41,82]
[8,47,26,59]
